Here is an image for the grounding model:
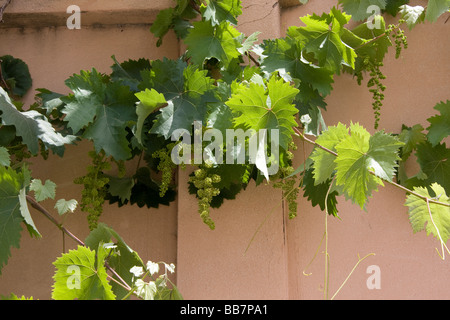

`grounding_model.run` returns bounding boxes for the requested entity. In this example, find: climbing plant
[0,0,449,299]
